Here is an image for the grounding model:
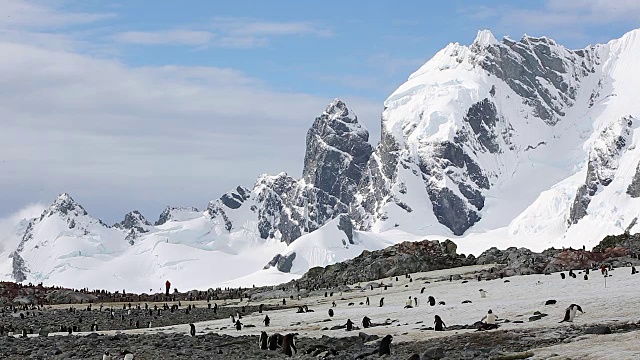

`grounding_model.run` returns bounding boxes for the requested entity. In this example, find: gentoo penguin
[102,351,112,360]
[121,350,134,360]
[264,315,271,326]
[268,333,281,350]
[258,331,268,350]
[378,334,392,355]
[560,273,566,279]
[379,298,384,307]
[345,319,354,331]
[362,316,372,328]
[560,304,584,323]
[281,333,297,356]
[434,315,446,331]
[421,287,426,294]
[235,320,243,331]
[189,323,195,337]
[428,296,436,306]
[479,289,488,298]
